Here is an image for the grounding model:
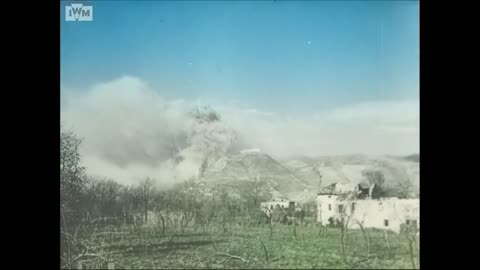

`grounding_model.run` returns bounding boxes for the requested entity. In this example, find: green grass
[77,224,418,269]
